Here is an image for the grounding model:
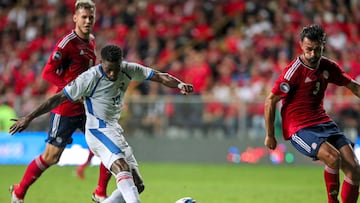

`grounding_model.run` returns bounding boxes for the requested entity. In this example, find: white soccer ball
[175,197,196,203]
